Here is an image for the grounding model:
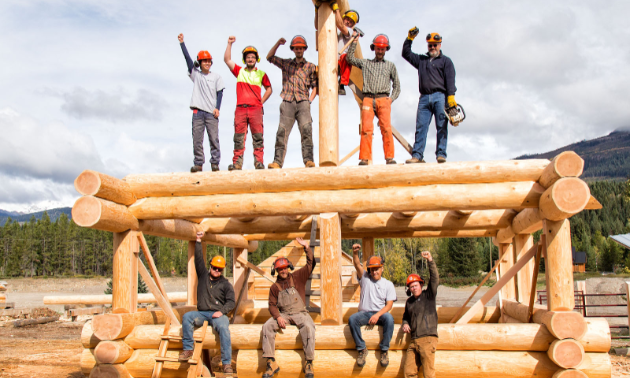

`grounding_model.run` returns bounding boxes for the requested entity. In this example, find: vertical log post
[499,242,516,301]
[544,219,574,311]
[187,241,198,306]
[112,231,139,313]
[362,237,375,265]
[317,2,339,166]
[514,234,534,303]
[233,248,249,304]
[320,213,343,325]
